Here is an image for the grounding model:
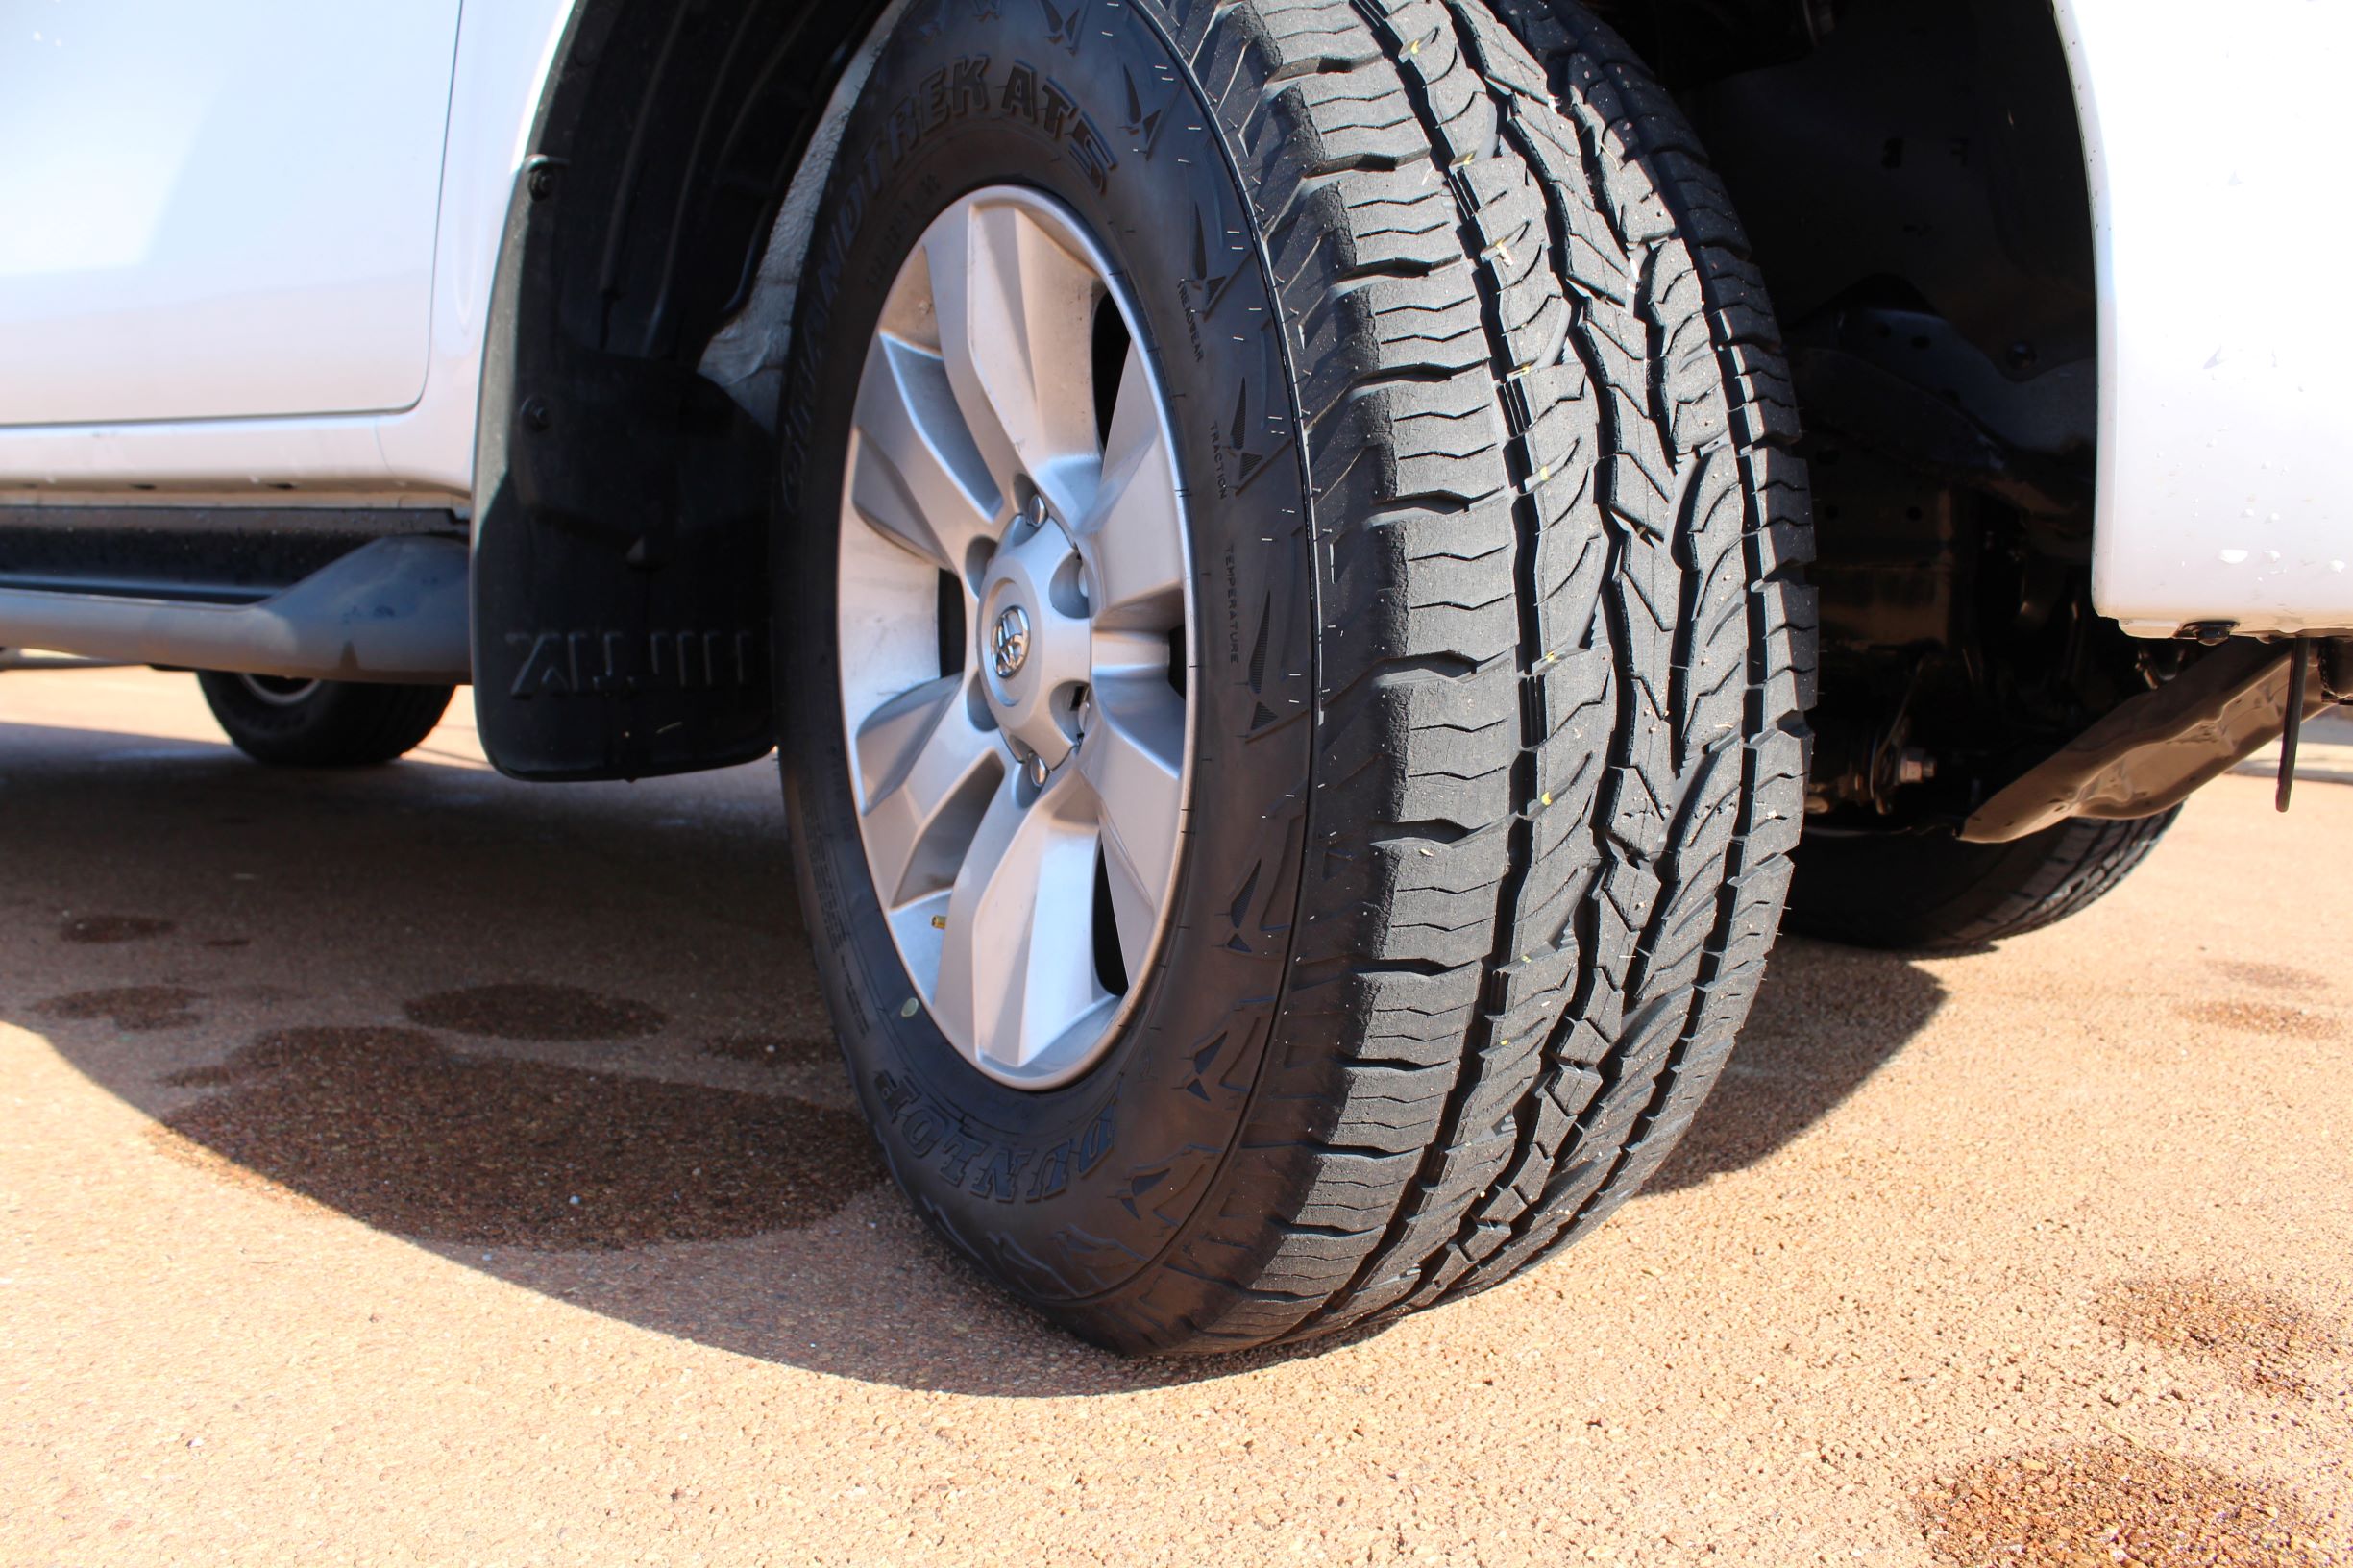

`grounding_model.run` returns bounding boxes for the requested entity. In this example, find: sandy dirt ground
[2,667,2347,1567]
